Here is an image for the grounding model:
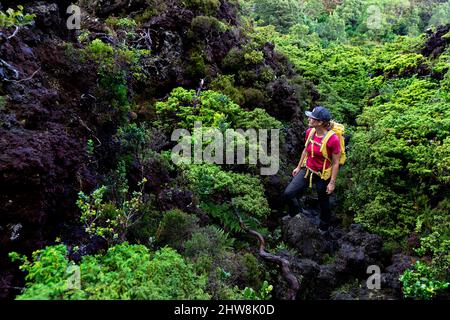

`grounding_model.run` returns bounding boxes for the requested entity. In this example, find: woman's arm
[326,152,340,194]
[292,148,308,176]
